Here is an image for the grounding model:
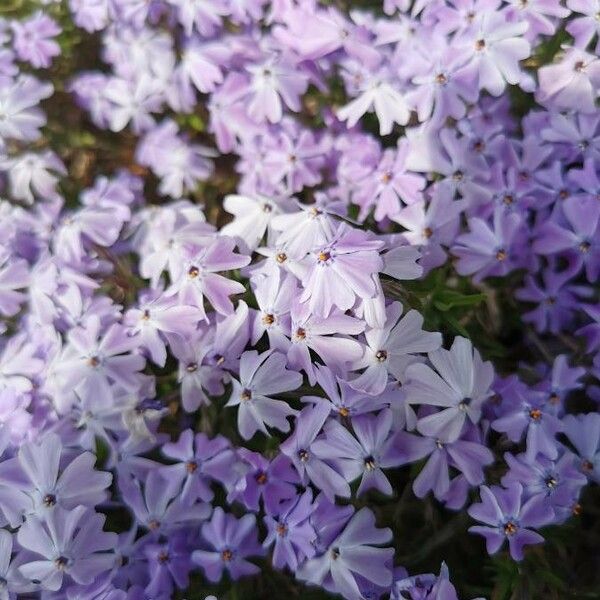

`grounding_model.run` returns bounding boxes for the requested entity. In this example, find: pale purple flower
[169,236,250,320]
[468,483,554,560]
[221,194,290,251]
[225,350,301,440]
[453,208,524,282]
[55,317,145,408]
[533,196,600,282]
[0,151,66,204]
[192,507,263,582]
[312,409,402,496]
[119,469,211,533]
[537,47,600,113]
[300,223,383,317]
[567,0,600,50]
[161,430,236,504]
[287,302,365,386]
[0,256,28,317]
[104,75,164,133]
[228,450,299,513]
[124,294,201,367]
[18,506,117,590]
[11,12,61,68]
[351,302,442,396]
[246,57,309,123]
[404,336,494,442]
[562,413,600,482]
[0,75,53,141]
[296,507,394,600]
[280,402,351,500]
[457,11,531,96]
[263,490,316,570]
